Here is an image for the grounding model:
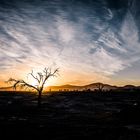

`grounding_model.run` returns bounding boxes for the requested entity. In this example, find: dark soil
[0,91,140,139]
